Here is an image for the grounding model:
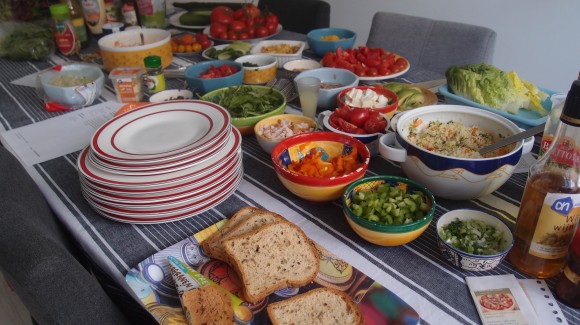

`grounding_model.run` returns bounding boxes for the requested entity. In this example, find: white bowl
[250,40,306,68]
[38,63,105,108]
[378,105,534,200]
[149,89,193,103]
[436,209,514,271]
[283,59,322,73]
